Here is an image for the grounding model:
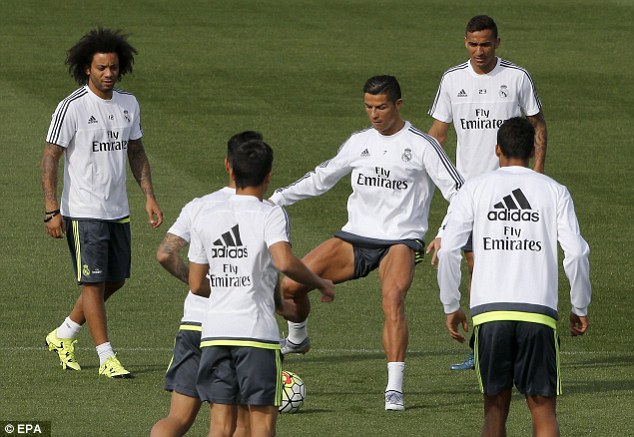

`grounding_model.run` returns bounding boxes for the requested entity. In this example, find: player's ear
[264,171,272,184]
[224,158,231,173]
[495,38,501,49]
[495,144,502,157]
